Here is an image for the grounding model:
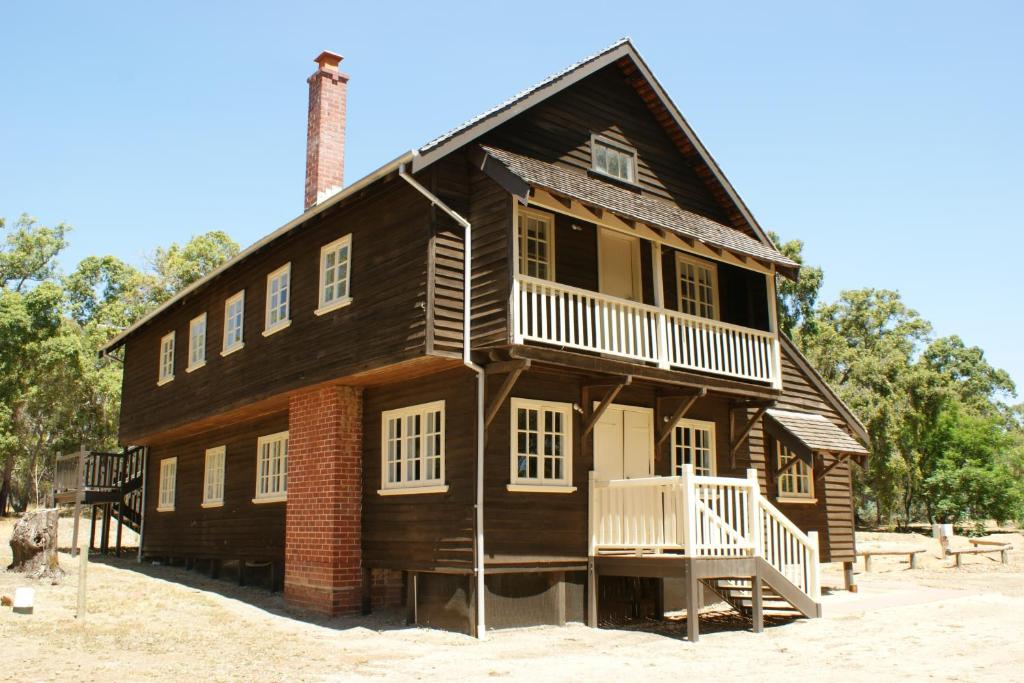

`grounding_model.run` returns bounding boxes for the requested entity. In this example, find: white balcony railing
[513,275,780,386]
[588,467,821,600]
